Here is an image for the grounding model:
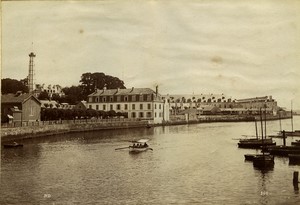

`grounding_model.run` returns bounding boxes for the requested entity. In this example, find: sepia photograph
[1,0,300,204]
